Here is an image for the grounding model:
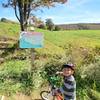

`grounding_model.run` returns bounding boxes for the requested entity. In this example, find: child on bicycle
[56,64,76,100]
